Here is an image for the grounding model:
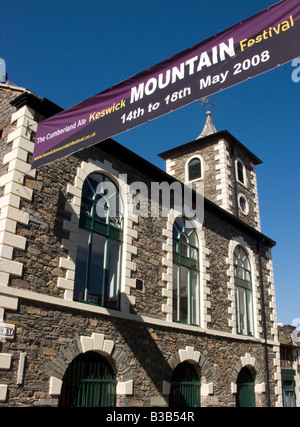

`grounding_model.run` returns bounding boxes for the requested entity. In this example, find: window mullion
[116,242,123,309]
[236,287,241,334]
[85,199,97,303]
[102,238,110,307]
[188,269,192,325]
[246,288,254,336]
[85,231,93,302]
